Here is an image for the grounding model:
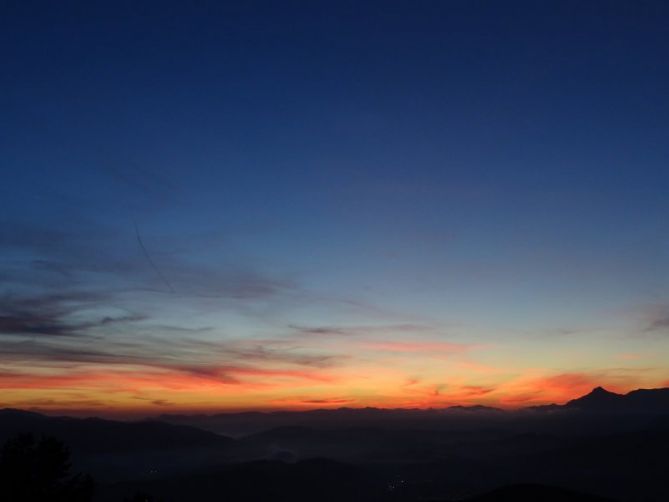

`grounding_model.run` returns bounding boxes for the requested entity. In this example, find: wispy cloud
[0,291,144,337]
[269,397,356,407]
[459,385,495,397]
[1,219,298,301]
[645,314,669,333]
[0,329,348,395]
[289,323,433,337]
